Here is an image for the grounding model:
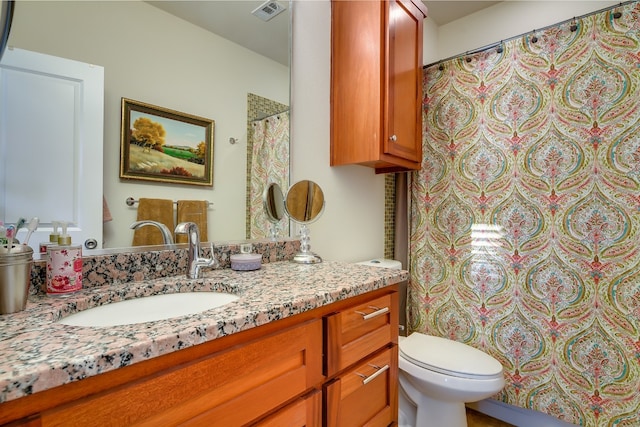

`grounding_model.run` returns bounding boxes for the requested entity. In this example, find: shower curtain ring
[570,18,578,32]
